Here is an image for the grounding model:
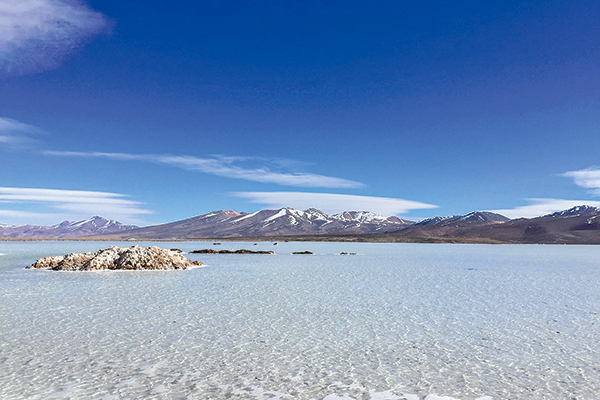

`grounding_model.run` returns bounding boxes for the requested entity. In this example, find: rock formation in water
[27,245,202,271]
[189,249,275,254]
